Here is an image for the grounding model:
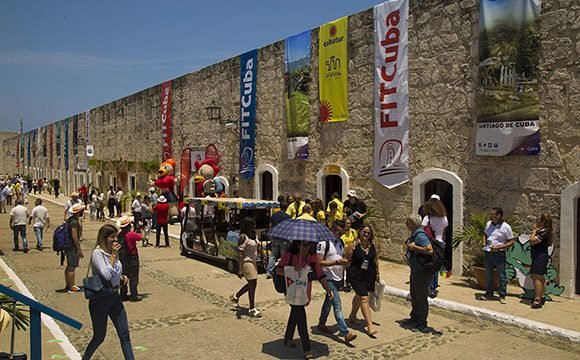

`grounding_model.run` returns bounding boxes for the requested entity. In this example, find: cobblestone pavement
[1,196,579,359]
